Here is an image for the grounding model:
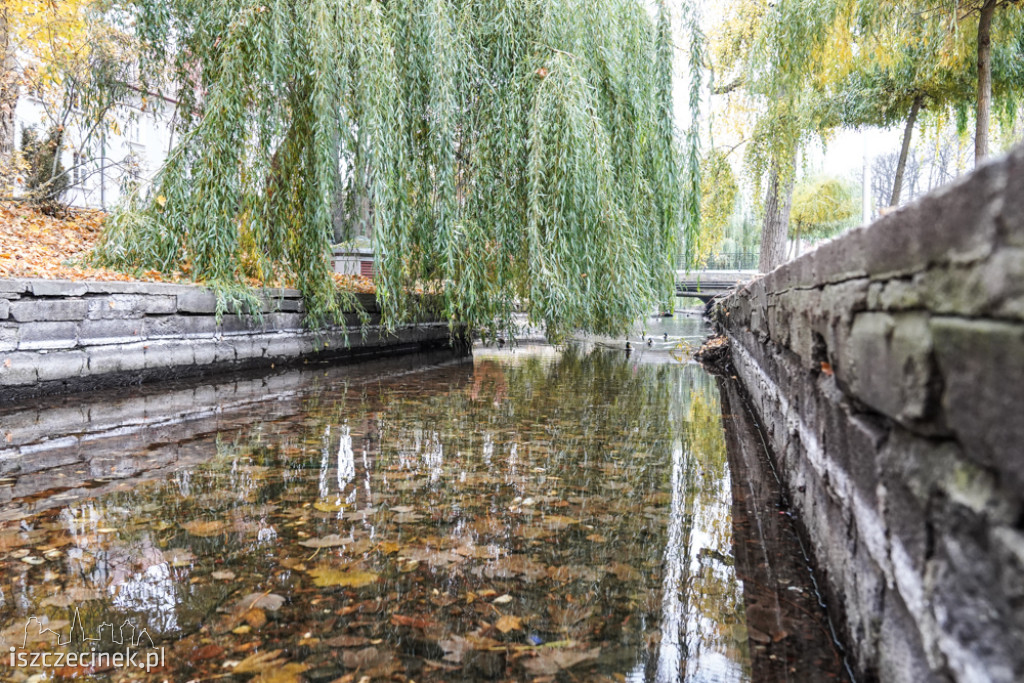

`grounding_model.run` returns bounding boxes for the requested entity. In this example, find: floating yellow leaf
[253,663,310,683]
[307,567,379,588]
[232,650,286,674]
[495,615,523,633]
